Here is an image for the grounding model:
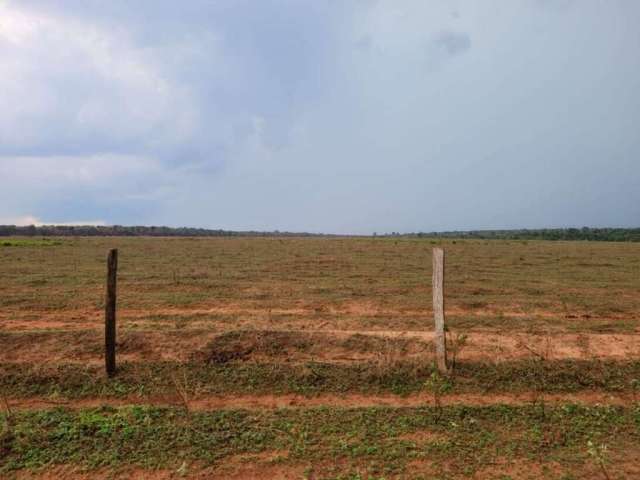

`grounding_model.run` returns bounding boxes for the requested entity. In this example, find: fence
[102,247,451,376]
